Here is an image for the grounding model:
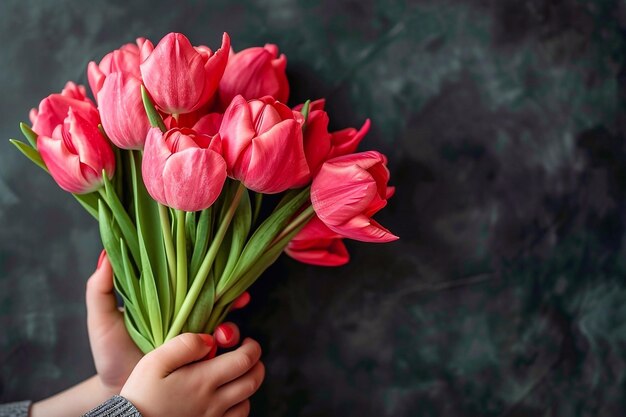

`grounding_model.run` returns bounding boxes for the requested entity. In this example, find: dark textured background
[1,0,625,415]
